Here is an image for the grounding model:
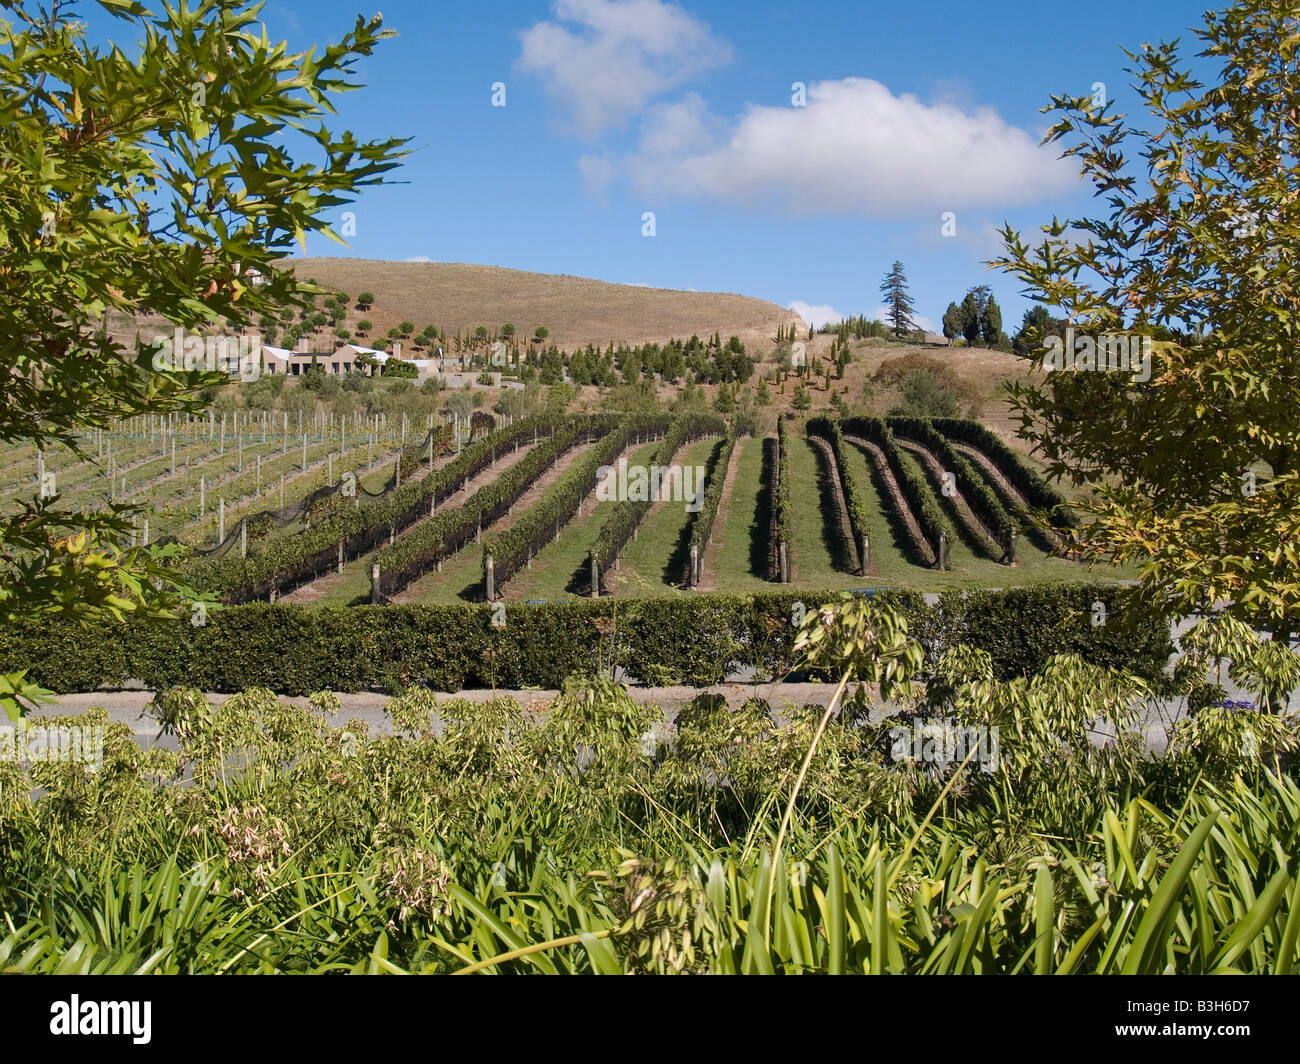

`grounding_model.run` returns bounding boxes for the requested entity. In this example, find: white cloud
[608,77,1077,215]
[404,256,435,263]
[518,0,732,138]
[788,301,844,330]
